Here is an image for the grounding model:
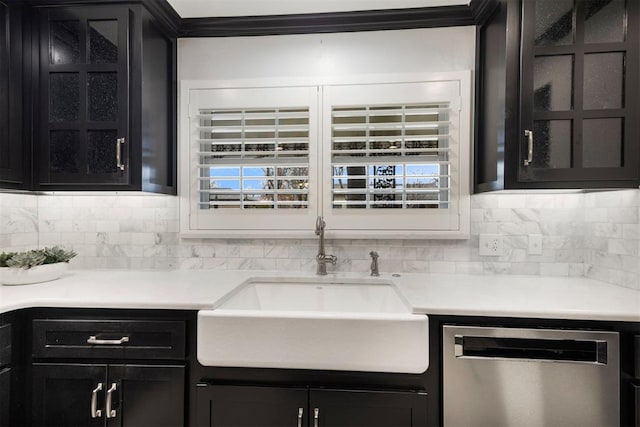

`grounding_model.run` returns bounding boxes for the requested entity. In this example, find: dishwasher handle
[454,335,609,364]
